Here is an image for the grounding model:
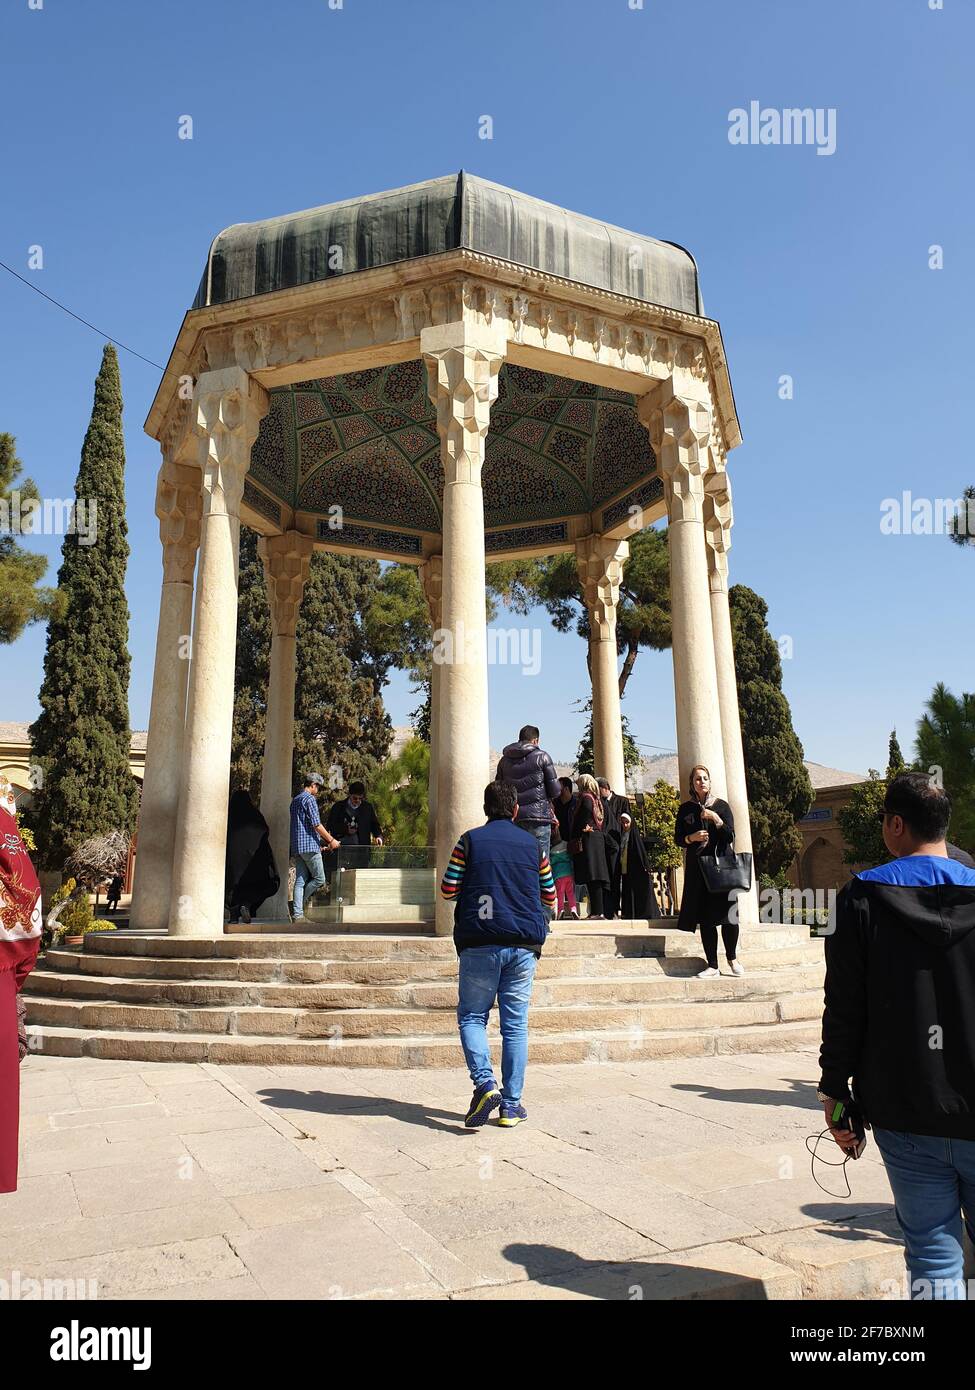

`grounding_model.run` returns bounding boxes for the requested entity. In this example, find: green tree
[26,346,139,870]
[0,432,57,642]
[575,702,642,781]
[887,729,906,775]
[837,772,889,868]
[633,779,682,871]
[729,584,813,877]
[948,486,975,548]
[916,684,975,853]
[370,737,430,848]
[837,729,908,867]
[231,530,393,799]
[488,526,671,694]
